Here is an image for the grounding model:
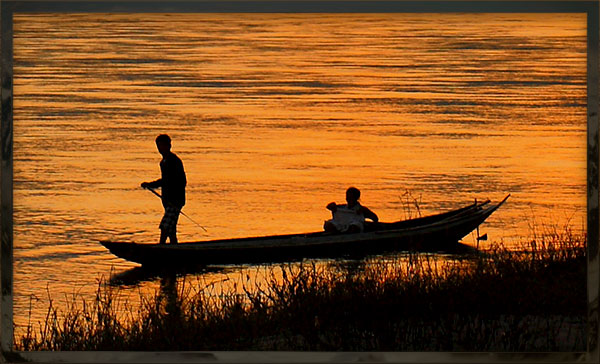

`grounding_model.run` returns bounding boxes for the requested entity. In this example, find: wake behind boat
[101,195,510,267]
